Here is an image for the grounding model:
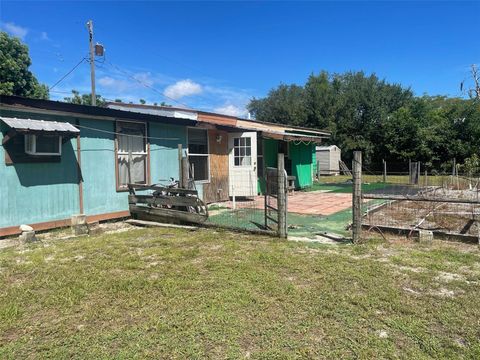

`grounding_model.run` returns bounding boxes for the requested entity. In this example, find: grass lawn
[314,175,450,188]
[1,227,480,358]
[304,181,388,193]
